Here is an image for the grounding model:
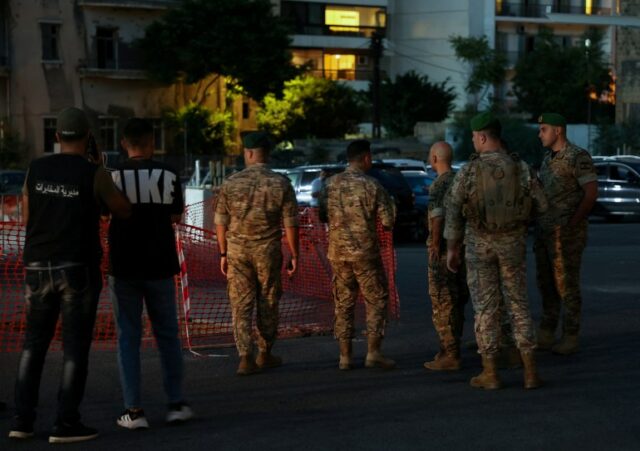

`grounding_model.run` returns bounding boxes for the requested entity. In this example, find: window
[43,118,57,153]
[281,2,385,37]
[595,164,608,180]
[242,102,250,120]
[610,164,631,182]
[96,27,117,69]
[41,23,60,61]
[323,53,355,80]
[99,117,117,152]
